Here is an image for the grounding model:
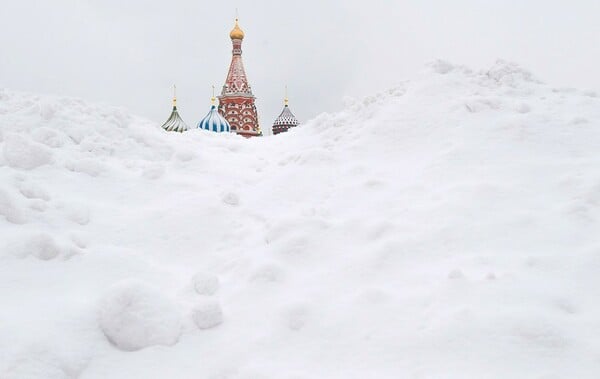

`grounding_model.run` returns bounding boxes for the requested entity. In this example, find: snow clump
[98,280,183,351]
[192,272,220,296]
[2,133,53,170]
[192,300,224,330]
[0,188,26,224]
[8,233,61,260]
